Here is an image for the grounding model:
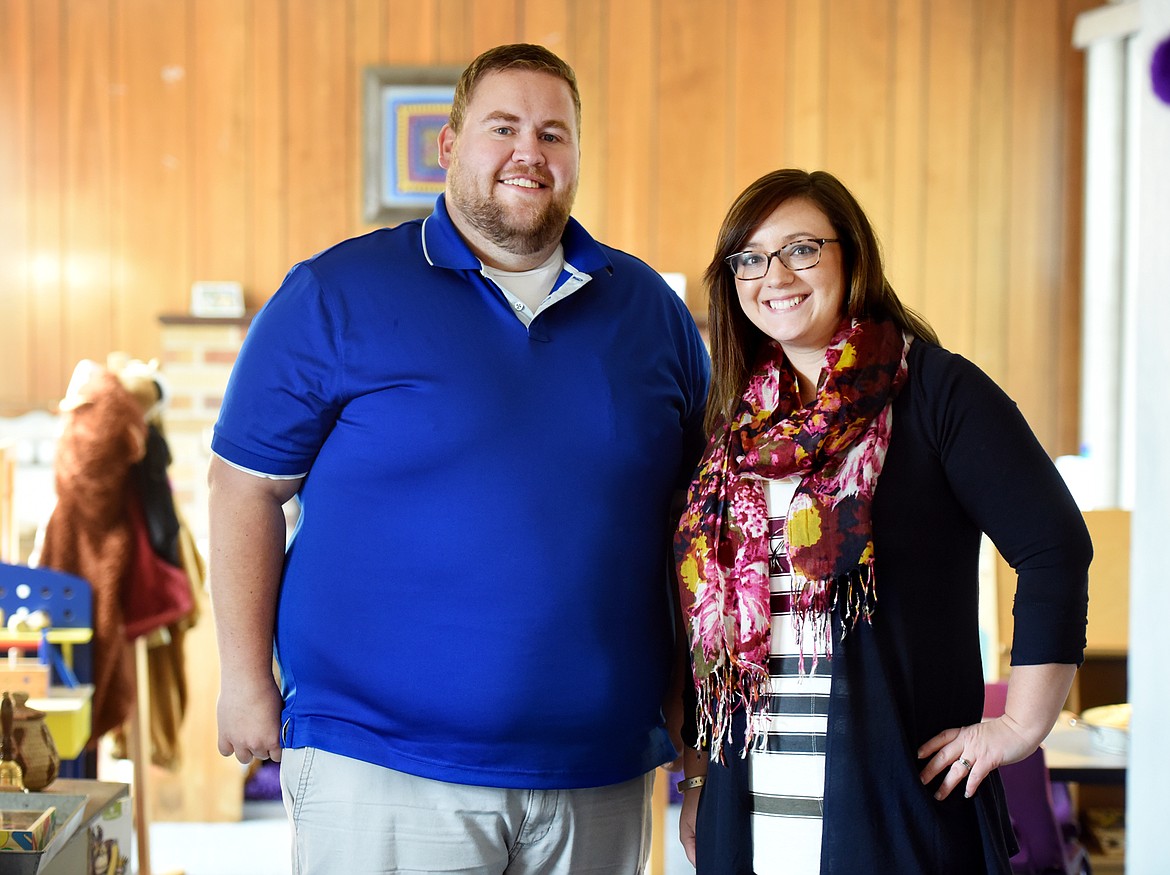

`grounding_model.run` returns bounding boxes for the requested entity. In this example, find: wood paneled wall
[1,0,1095,453]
